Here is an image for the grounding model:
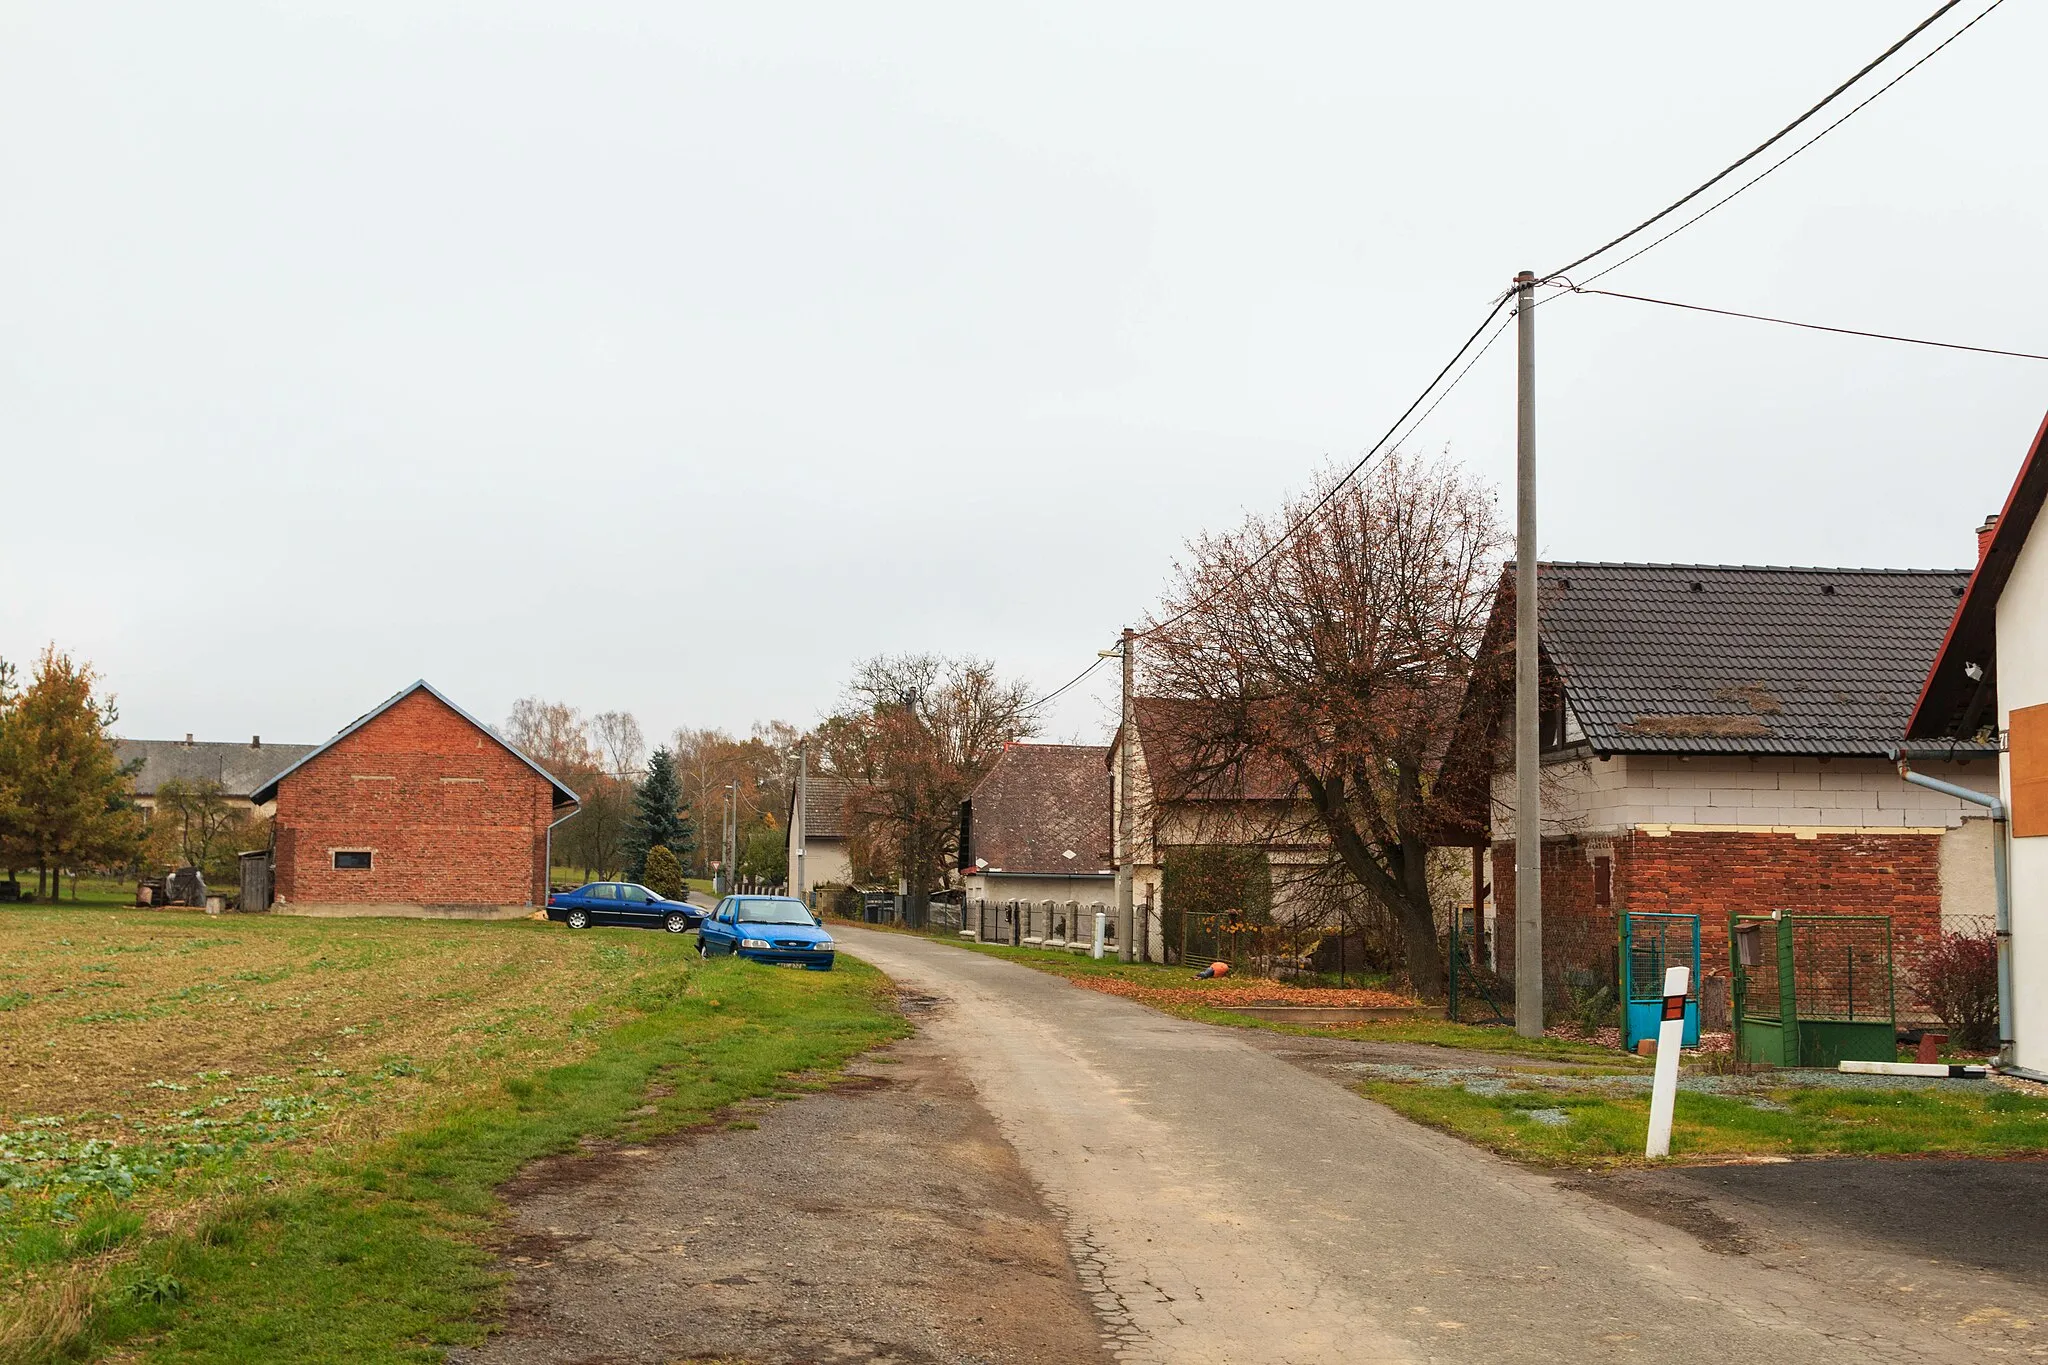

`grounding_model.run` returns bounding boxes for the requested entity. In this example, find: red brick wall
[273,689,556,908]
[1494,828,1943,995]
